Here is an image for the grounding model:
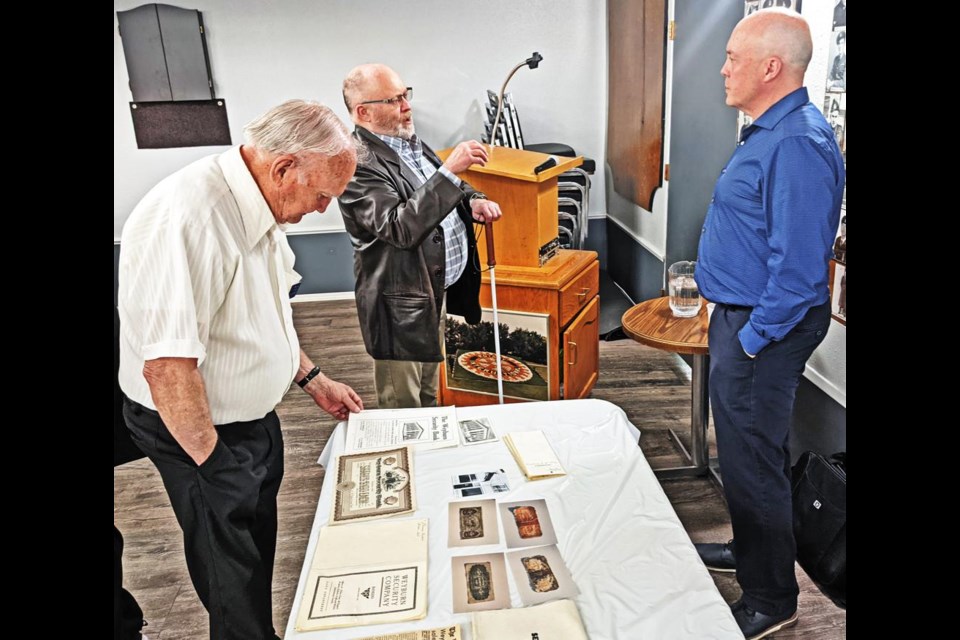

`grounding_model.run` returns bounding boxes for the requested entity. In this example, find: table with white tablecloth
[284,399,742,639]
